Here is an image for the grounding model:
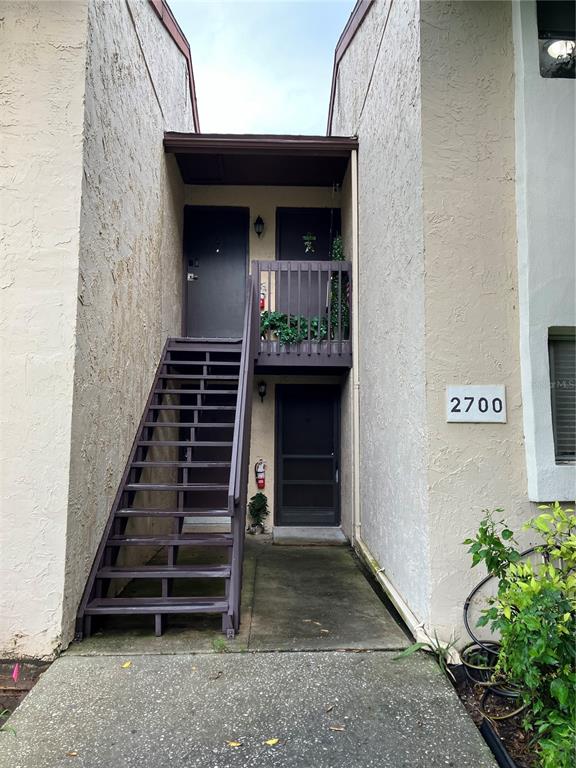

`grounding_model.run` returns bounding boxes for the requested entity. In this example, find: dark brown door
[275,207,341,316]
[276,207,341,261]
[276,385,340,526]
[184,206,248,338]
